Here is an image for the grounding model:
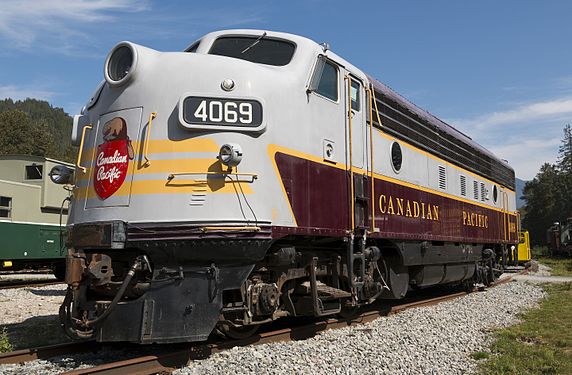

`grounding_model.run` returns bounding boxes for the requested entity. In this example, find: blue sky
[0,0,571,180]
